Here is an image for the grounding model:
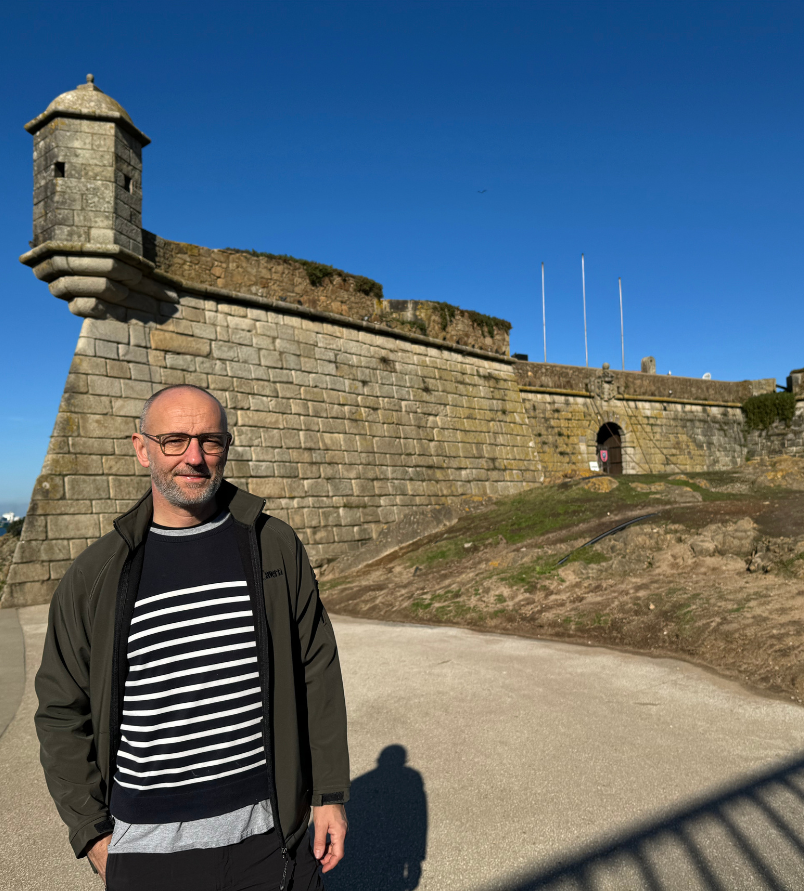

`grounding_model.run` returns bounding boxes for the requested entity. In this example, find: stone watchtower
[21,76,177,320]
[25,74,149,255]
